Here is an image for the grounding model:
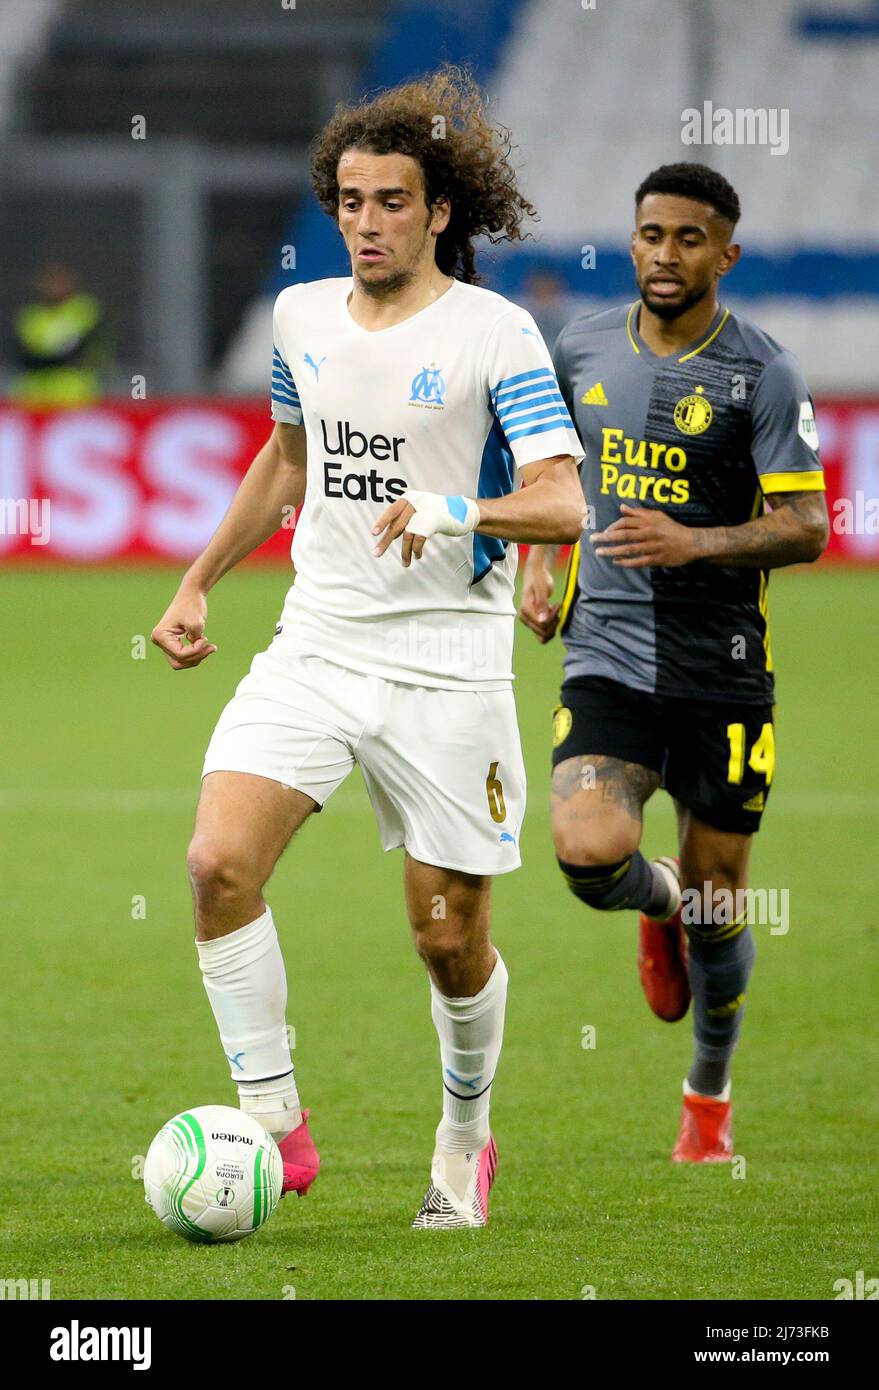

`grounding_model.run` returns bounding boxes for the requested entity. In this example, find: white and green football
[144,1105,283,1243]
